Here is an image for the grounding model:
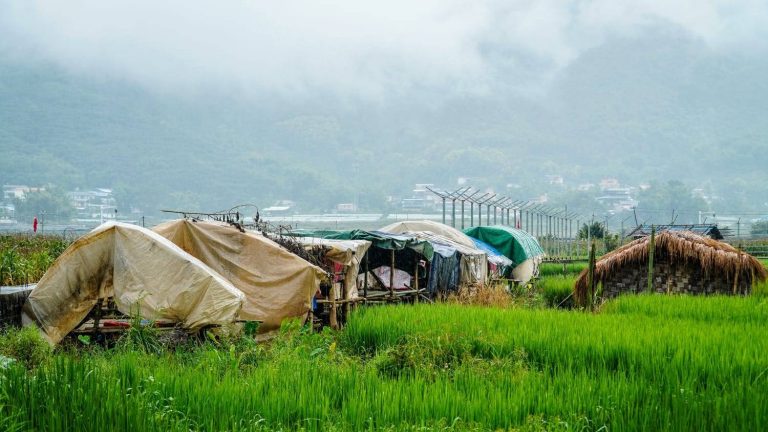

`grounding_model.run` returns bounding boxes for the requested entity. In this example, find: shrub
[0,326,52,369]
